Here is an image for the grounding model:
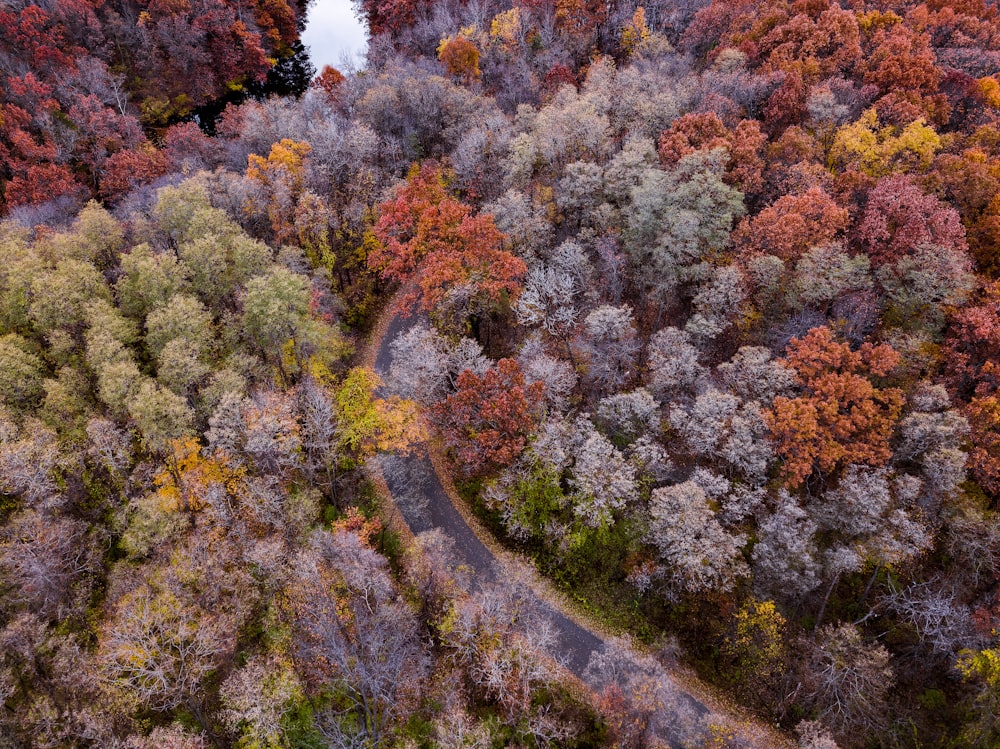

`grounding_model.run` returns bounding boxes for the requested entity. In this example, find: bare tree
[798,624,893,742]
[290,530,430,746]
[0,511,98,621]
